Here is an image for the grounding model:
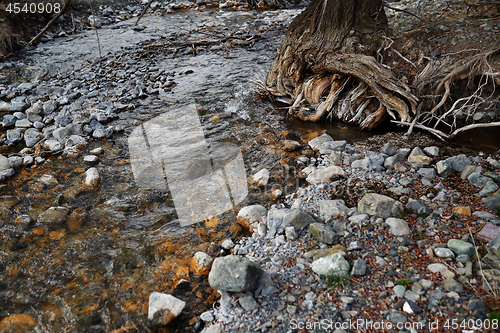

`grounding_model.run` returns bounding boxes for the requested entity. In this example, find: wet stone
[37,206,70,223]
[148,292,185,326]
[0,195,20,213]
[0,155,11,171]
[66,208,87,232]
